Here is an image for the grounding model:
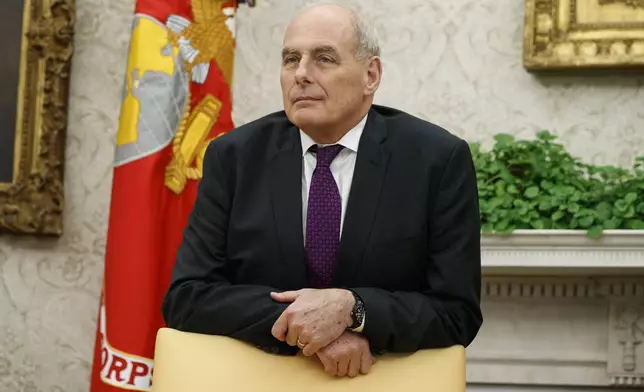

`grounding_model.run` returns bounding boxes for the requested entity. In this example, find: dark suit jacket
[161,104,483,356]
